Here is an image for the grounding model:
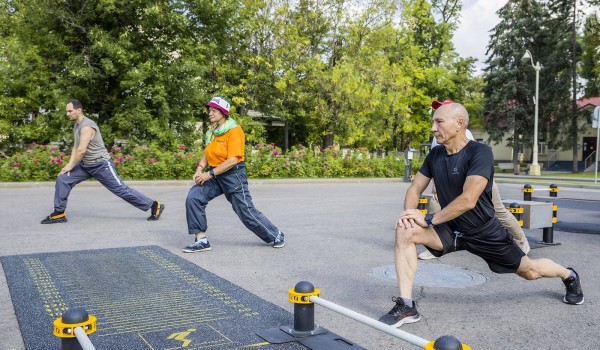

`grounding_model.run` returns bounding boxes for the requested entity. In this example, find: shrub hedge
[0,142,422,182]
